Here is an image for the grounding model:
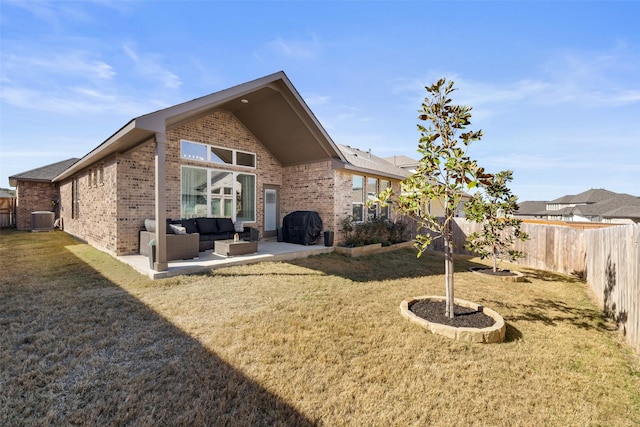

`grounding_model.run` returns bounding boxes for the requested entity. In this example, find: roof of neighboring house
[572,193,640,219]
[55,71,347,182]
[550,188,620,204]
[0,189,15,198]
[518,189,640,220]
[9,158,79,187]
[516,201,547,215]
[338,145,410,180]
[383,155,420,169]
